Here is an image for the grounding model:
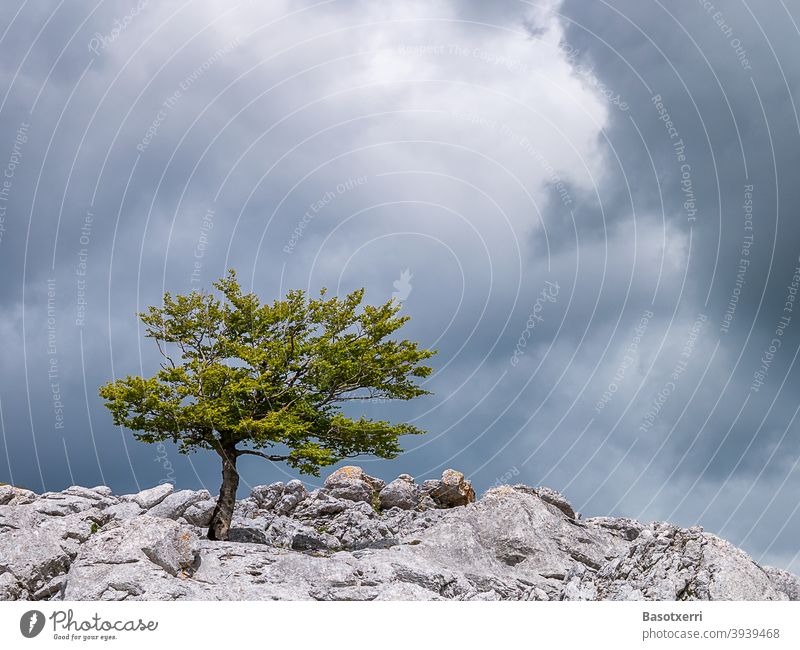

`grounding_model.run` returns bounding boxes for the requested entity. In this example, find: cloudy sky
[2,0,800,571]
